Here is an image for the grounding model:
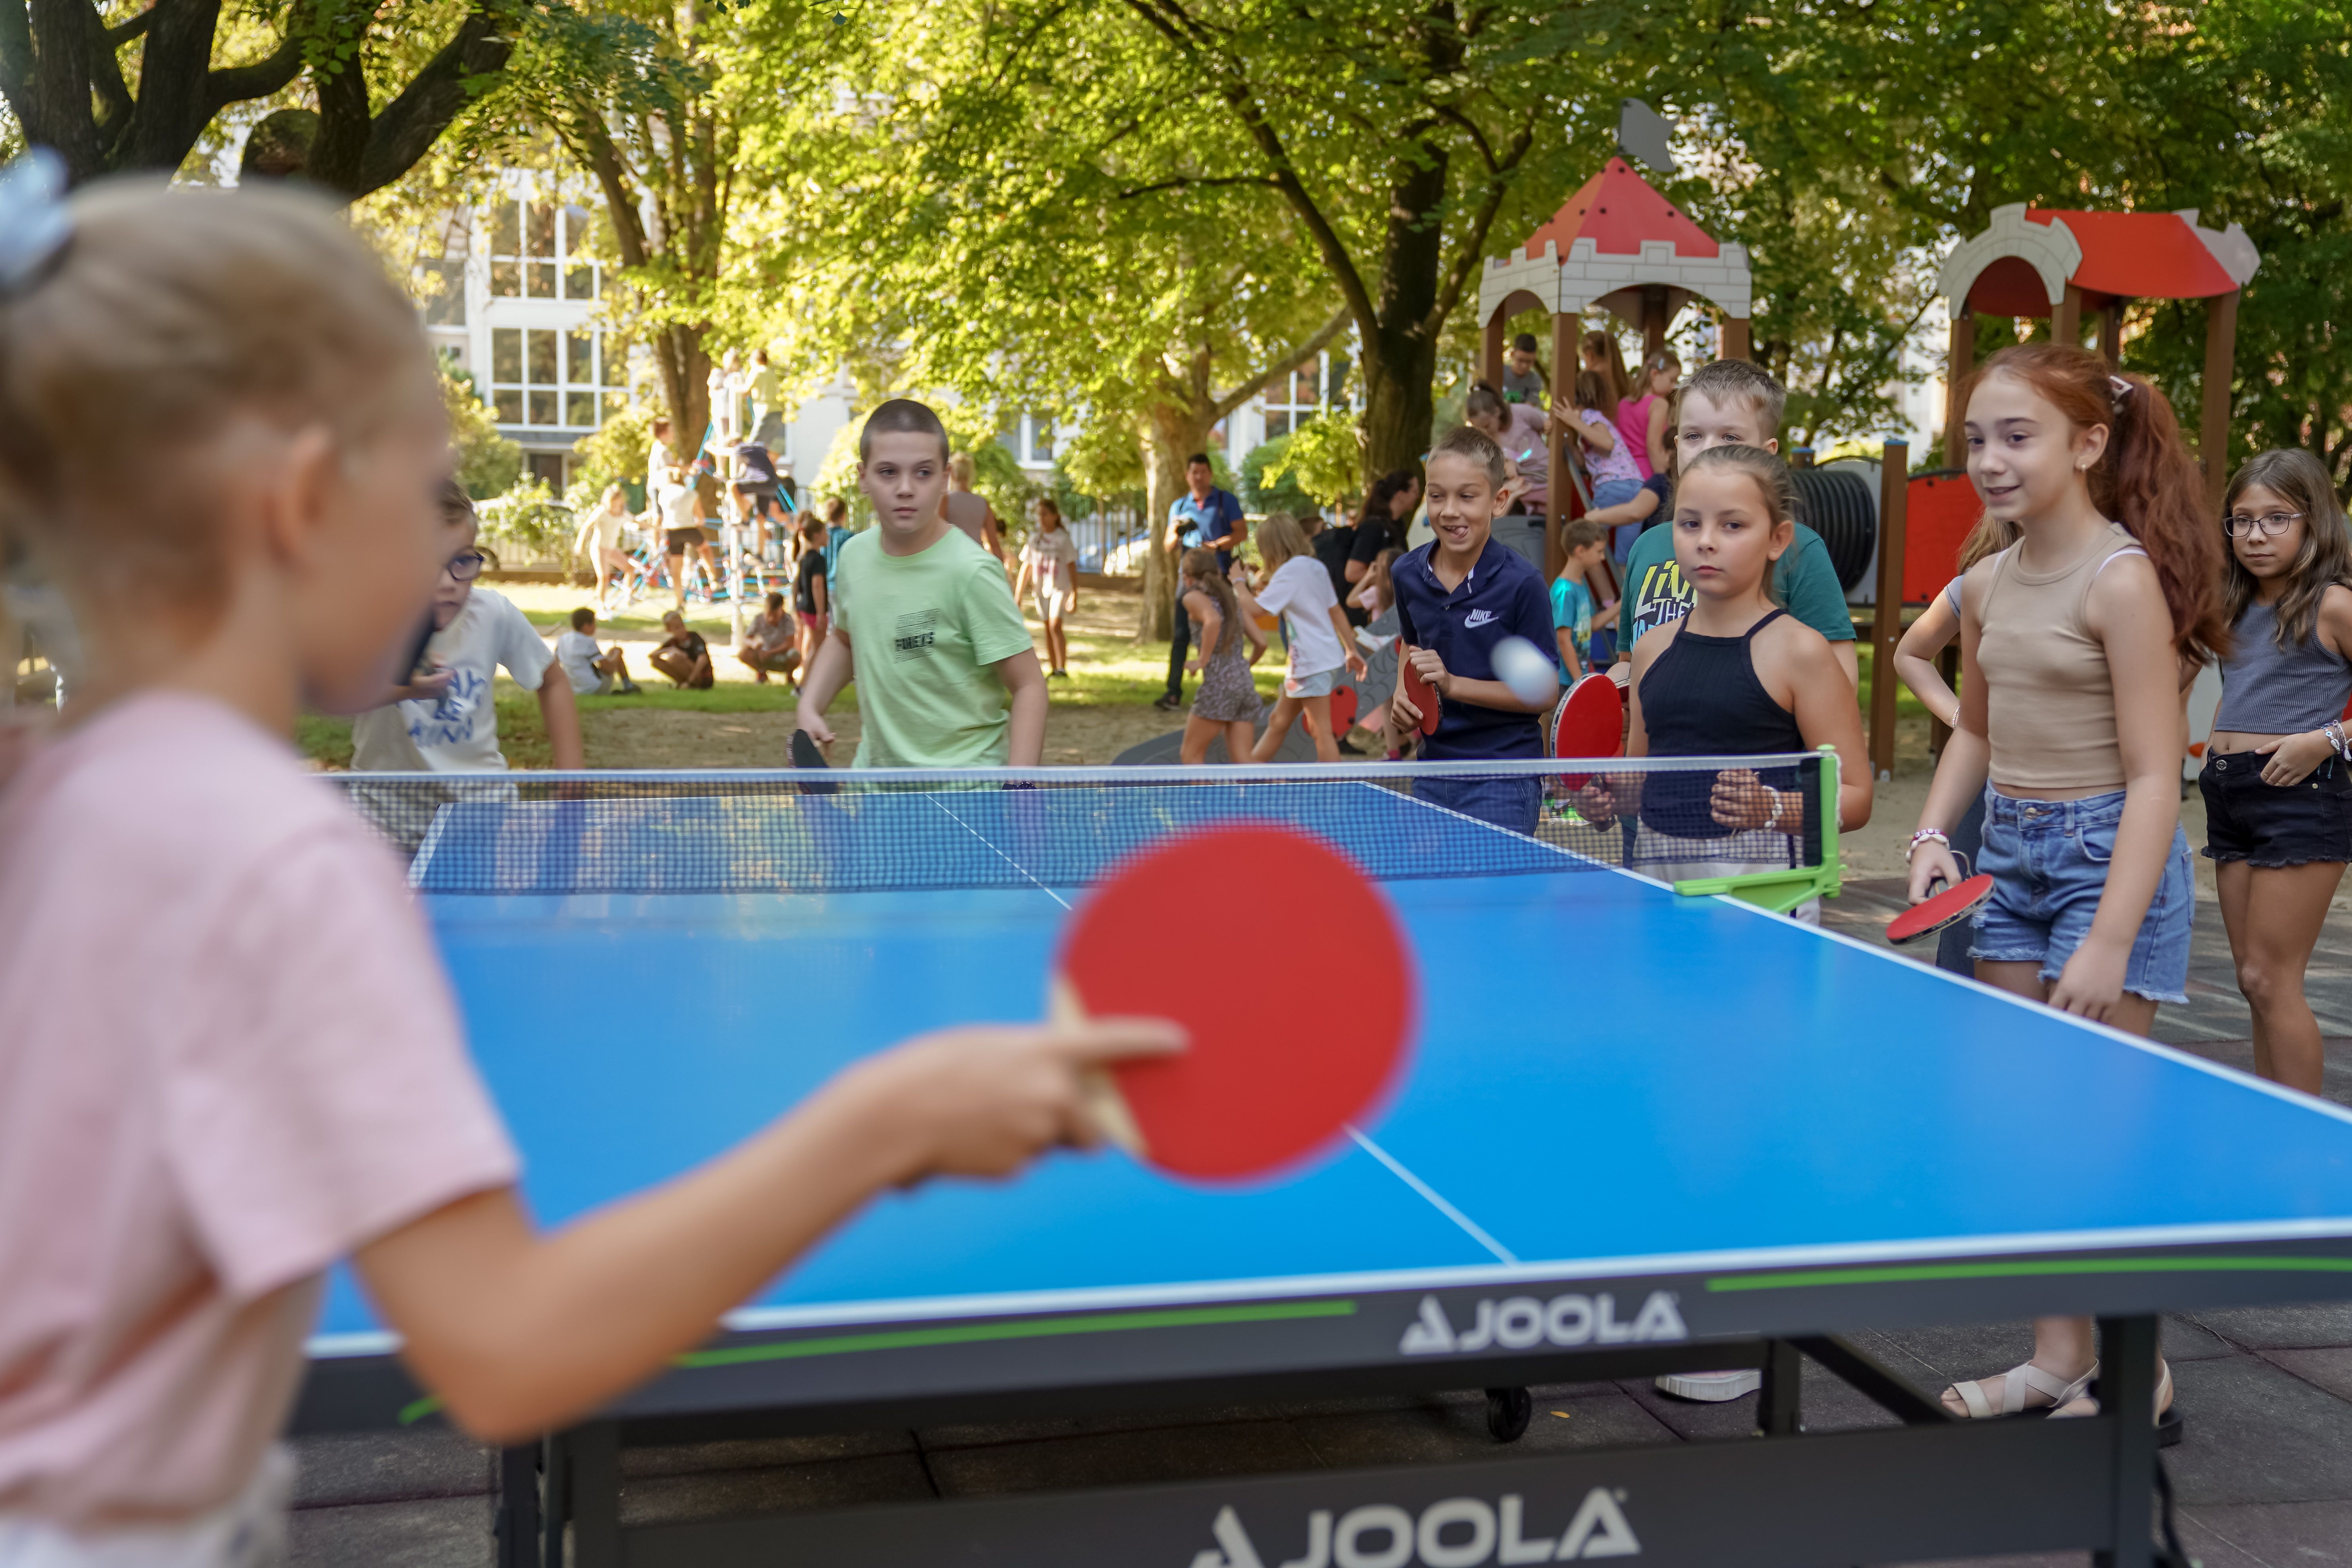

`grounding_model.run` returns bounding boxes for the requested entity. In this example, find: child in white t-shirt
[350,483,584,772]
[1249,511,1366,762]
[555,605,641,696]
[0,176,1179,1565]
